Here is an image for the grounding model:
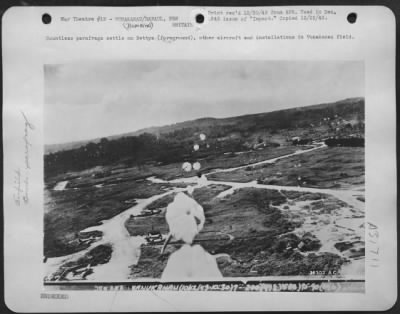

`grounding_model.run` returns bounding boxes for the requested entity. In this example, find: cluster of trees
[292,138,313,145]
[325,137,364,147]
